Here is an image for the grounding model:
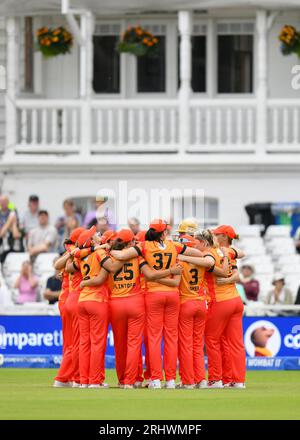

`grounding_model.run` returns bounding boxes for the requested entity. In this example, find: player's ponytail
[145,228,164,243]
